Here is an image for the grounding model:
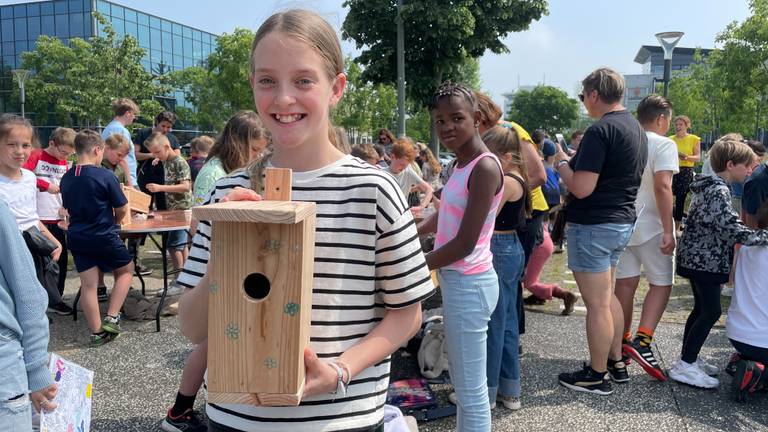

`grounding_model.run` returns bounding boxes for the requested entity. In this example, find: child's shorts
[68,232,132,273]
[167,229,189,251]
